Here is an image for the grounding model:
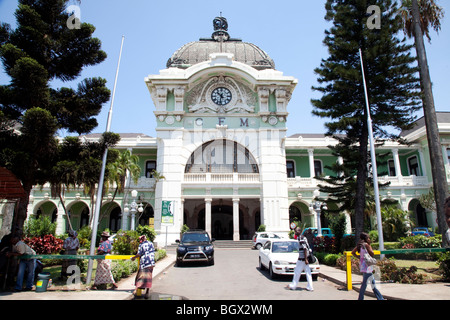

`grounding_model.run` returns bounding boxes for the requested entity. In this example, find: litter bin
[35,272,51,292]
